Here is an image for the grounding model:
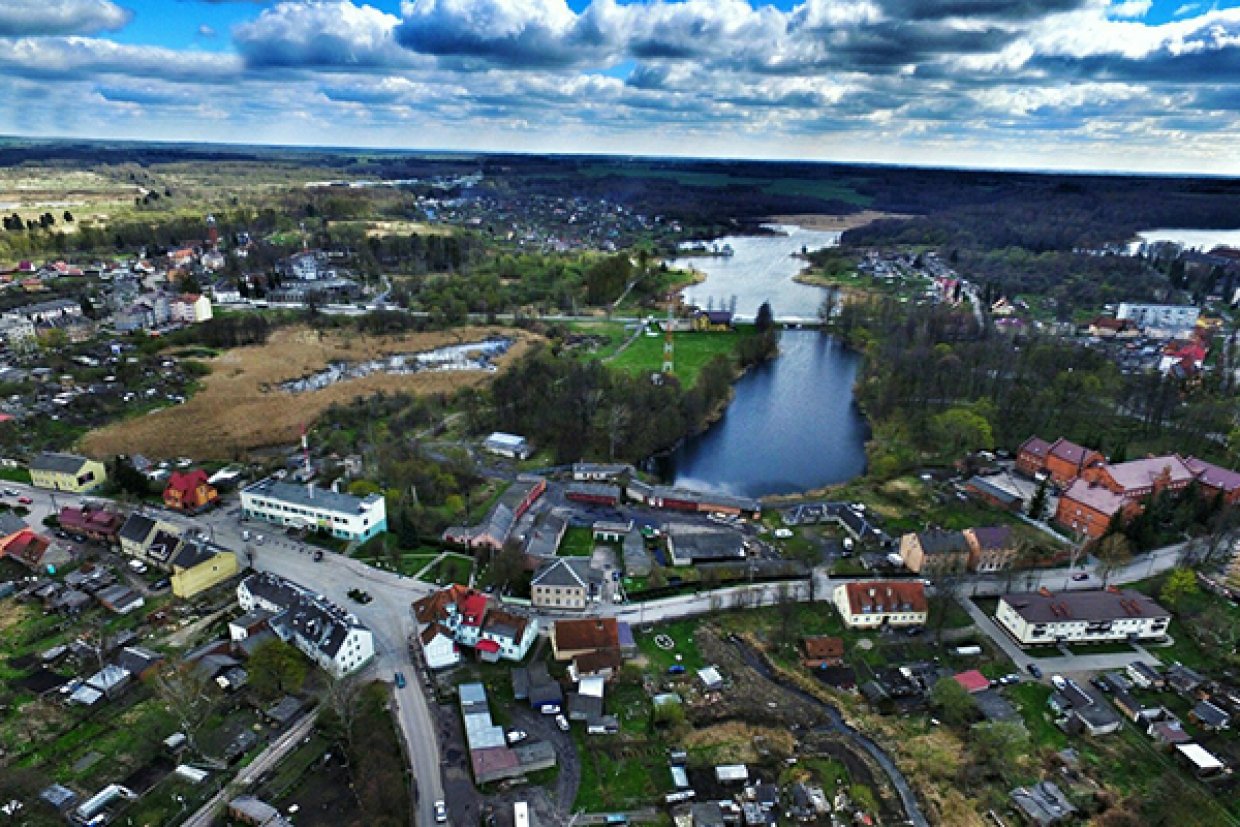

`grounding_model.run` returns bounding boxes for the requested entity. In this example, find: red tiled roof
[842,581,927,615]
[165,469,210,497]
[475,639,500,653]
[954,670,990,693]
[802,636,845,660]
[1049,438,1092,465]
[553,618,620,652]
[1105,455,1196,493]
[460,593,488,627]
[1060,478,1126,516]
